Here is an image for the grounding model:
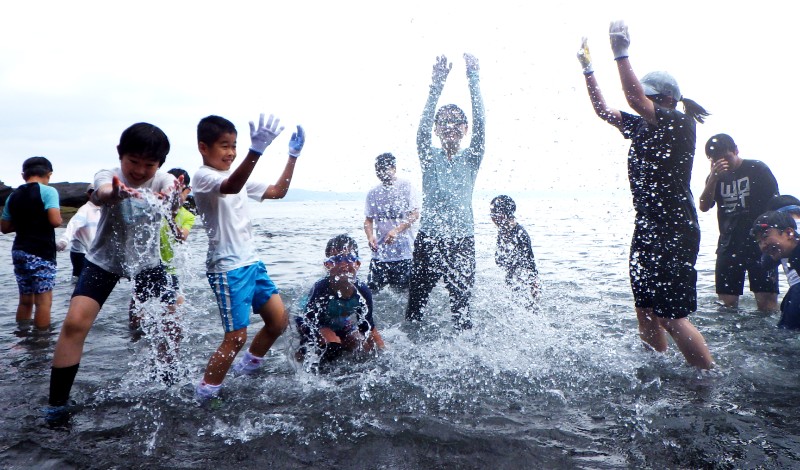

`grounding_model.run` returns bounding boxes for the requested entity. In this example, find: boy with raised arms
[192,113,305,400]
